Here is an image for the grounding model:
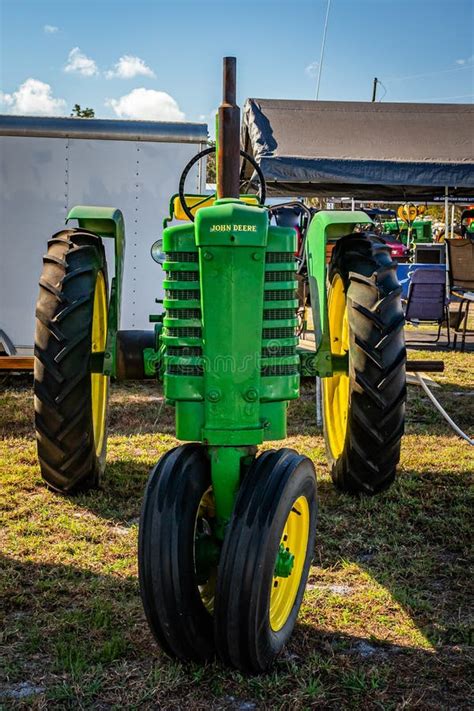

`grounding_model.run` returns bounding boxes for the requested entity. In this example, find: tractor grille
[265,289,297,301]
[161,225,302,443]
[167,346,202,357]
[163,240,299,385]
[167,327,201,338]
[266,252,295,263]
[163,243,203,383]
[264,308,296,320]
[265,270,295,282]
[167,308,201,320]
[166,251,198,262]
[261,345,295,357]
[261,248,298,379]
[165,289,200,300]
[262,327,296,339]
[167,270,199,282]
